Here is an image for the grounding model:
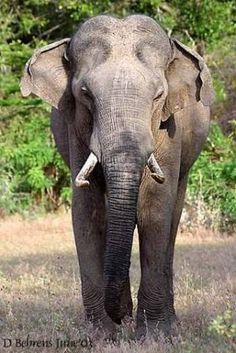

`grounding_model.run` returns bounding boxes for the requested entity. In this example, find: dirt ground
[0,213,235,352]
